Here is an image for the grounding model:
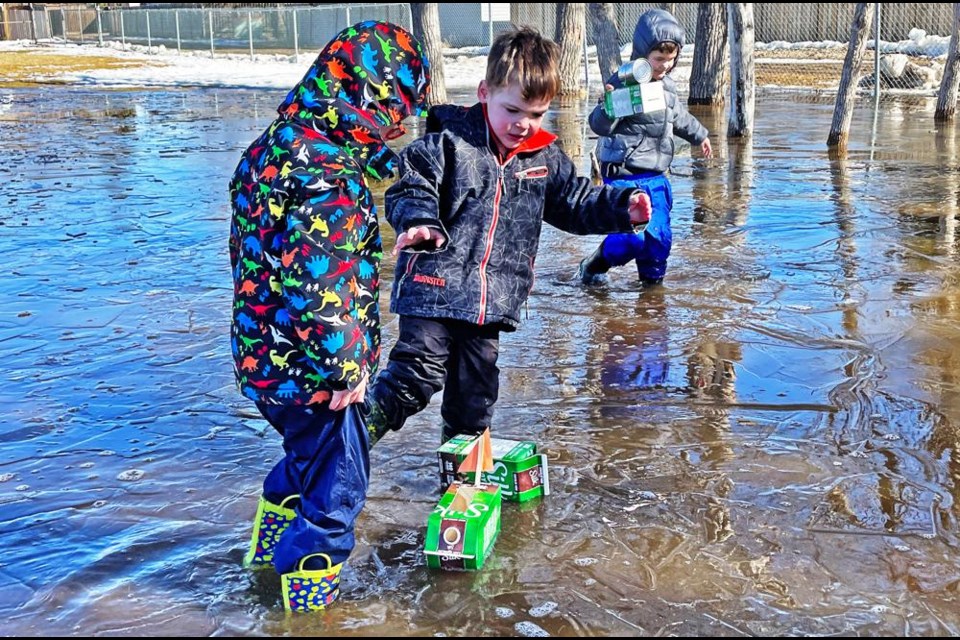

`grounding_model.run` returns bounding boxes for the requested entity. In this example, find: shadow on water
[2,85,960,635]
